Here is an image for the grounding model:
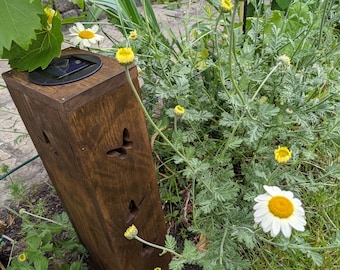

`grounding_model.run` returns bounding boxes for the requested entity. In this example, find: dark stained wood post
[3,48,170,269]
